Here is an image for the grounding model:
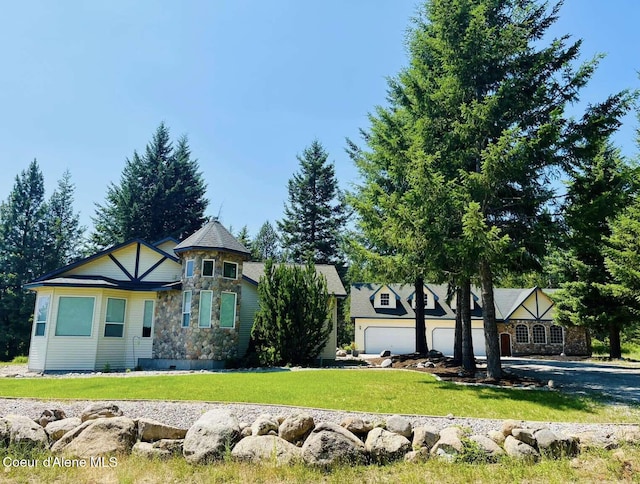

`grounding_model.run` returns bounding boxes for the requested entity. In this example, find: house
[351,283,590,357]
[24,220,346,372]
